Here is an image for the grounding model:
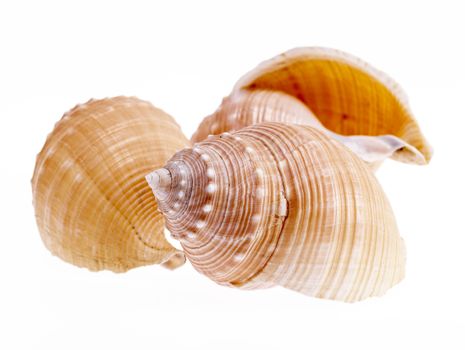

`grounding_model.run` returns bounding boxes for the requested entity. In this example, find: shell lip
[233,46,411,110]
[231,46,433,164]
